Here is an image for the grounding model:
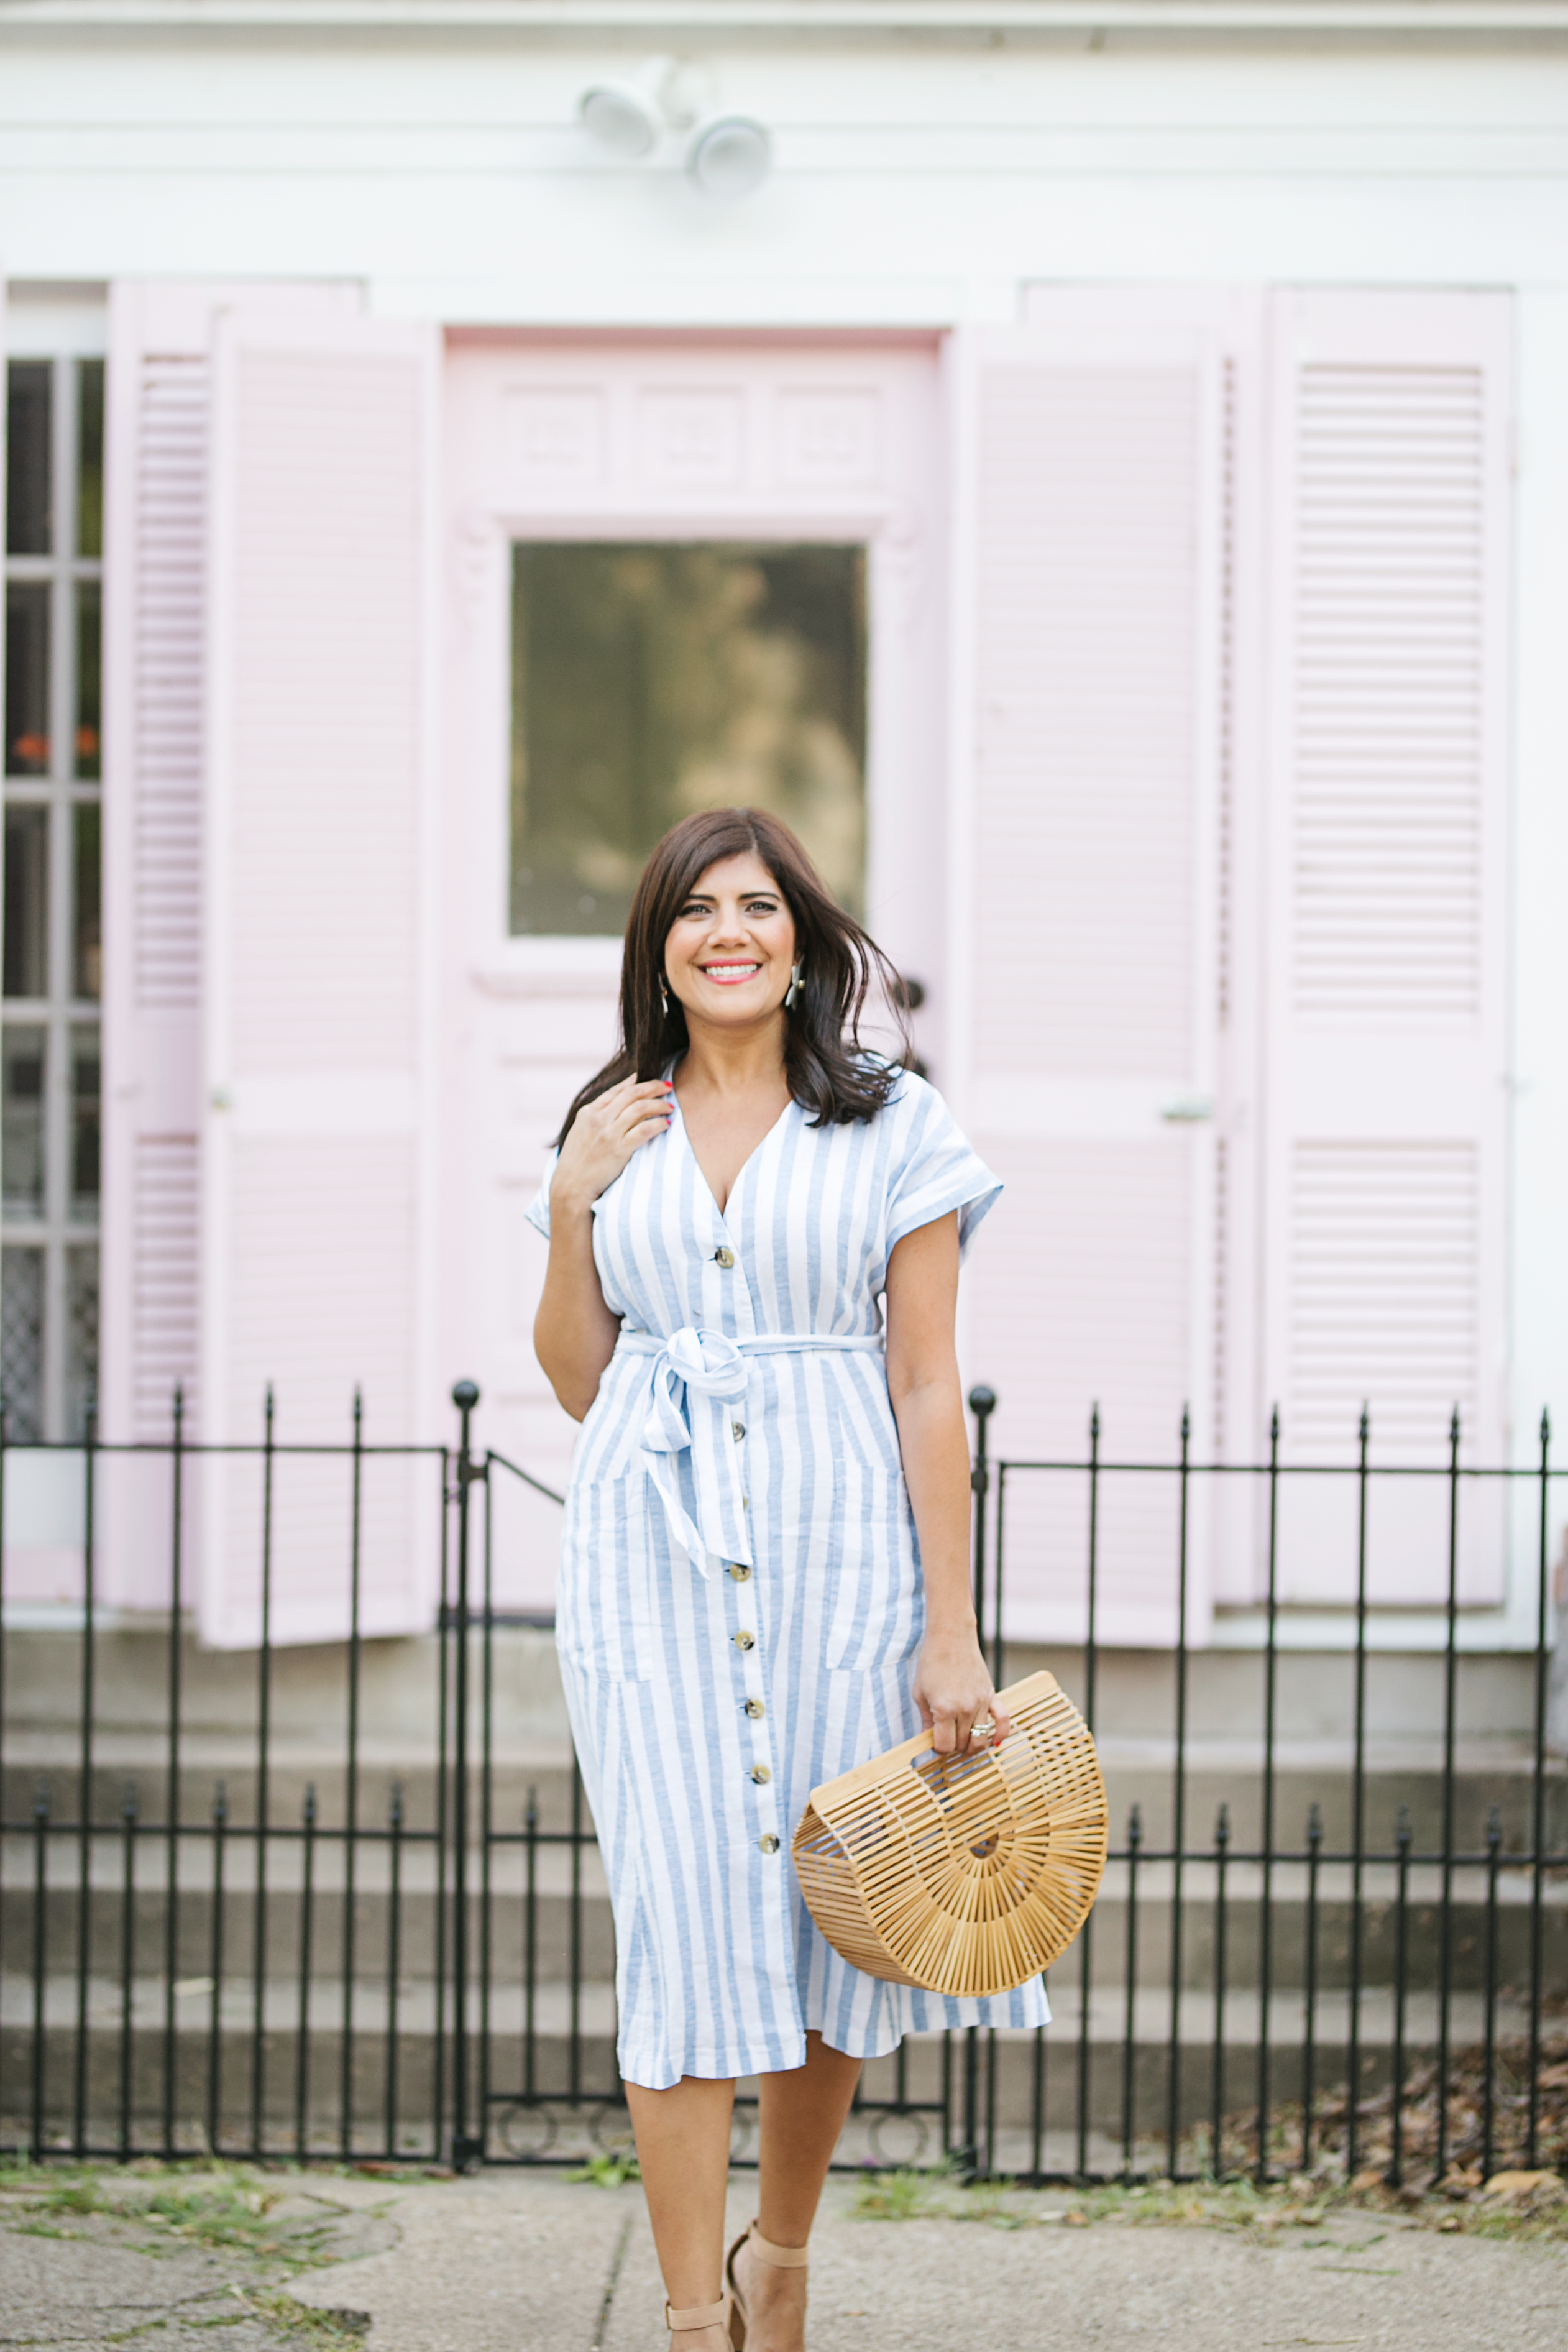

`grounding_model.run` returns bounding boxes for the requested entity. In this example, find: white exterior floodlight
[579,56,682,158]
[687,114,771,199]
[580,77,664,158]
